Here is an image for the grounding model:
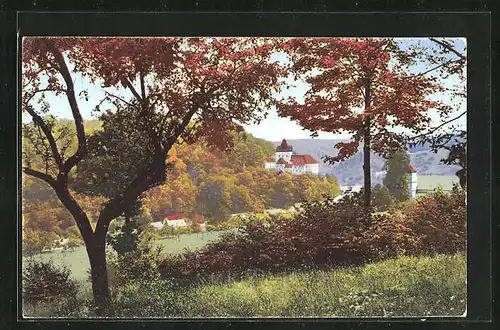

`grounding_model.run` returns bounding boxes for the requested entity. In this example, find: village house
[164,215,188,227]
[264,139,319,175]
[150,221,165,230]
